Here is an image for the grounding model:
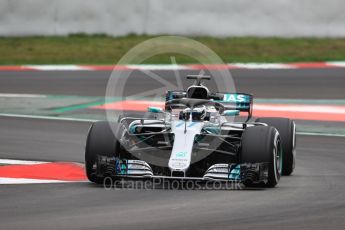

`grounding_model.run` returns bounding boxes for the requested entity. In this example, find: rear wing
[210,92,253,120]
[165,91,253,120]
